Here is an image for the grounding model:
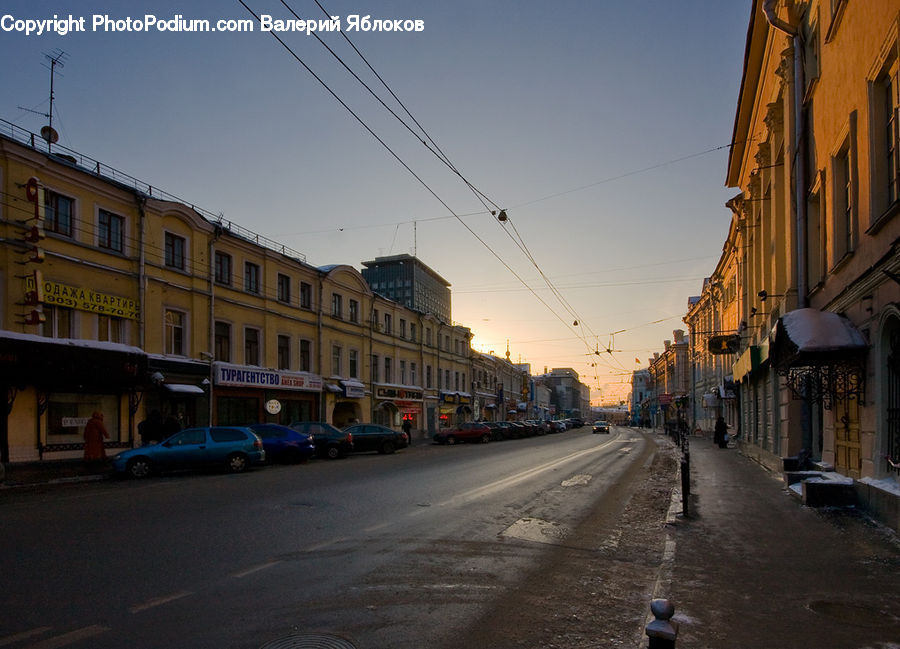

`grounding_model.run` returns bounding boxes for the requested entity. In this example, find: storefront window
[47,393,120,443]
[216,396,259,425]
